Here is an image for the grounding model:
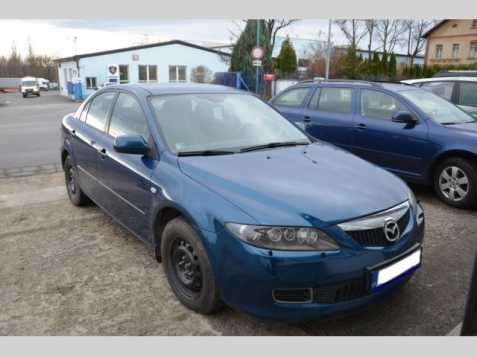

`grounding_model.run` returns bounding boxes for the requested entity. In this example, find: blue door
[94,92,155,240]
[73,91,117,198]
[272,86,313,131]
[302,86,355,150]
[351,88,431,179]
